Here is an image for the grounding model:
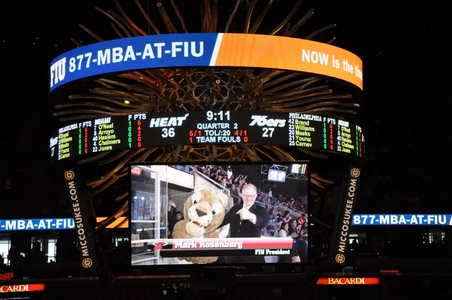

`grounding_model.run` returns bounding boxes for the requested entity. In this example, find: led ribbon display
[49,33,363,92]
